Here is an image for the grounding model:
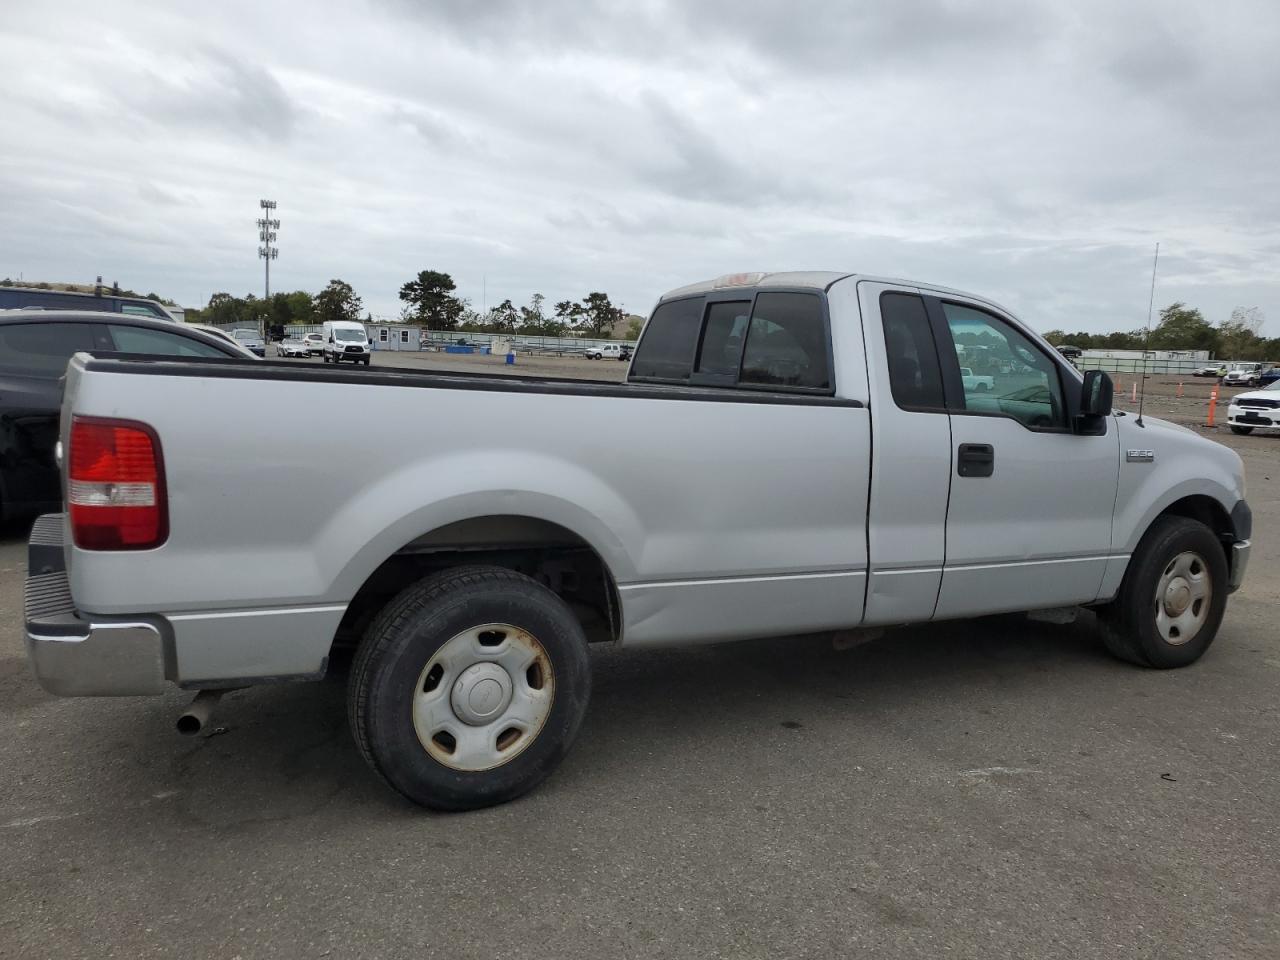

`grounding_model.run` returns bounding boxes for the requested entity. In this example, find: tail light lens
[68,417,168,550]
